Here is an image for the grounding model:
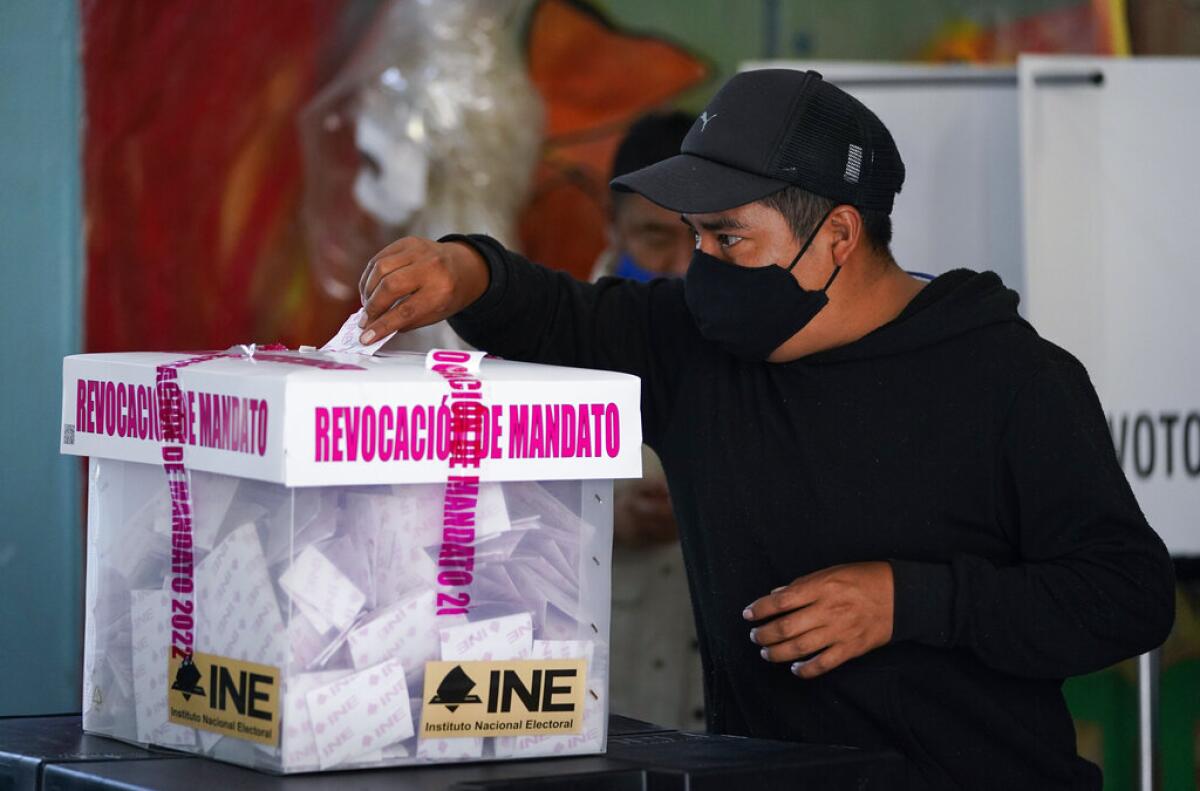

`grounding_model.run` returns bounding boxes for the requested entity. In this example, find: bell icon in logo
[429,665,482,713]
[699,112,718,132]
